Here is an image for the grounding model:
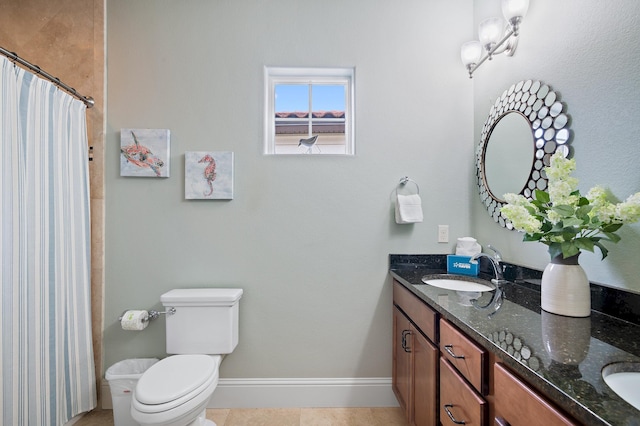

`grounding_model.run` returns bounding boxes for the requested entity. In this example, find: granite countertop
[389,255,640,426]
